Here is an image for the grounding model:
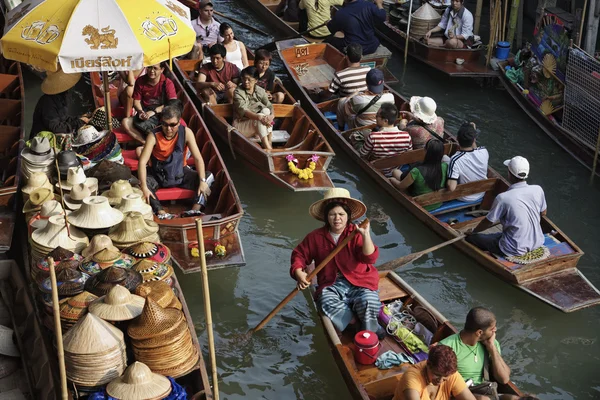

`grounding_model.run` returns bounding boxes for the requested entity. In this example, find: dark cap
[456,122,479,147]
[366,69,384,94]
[199,0,213,9]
